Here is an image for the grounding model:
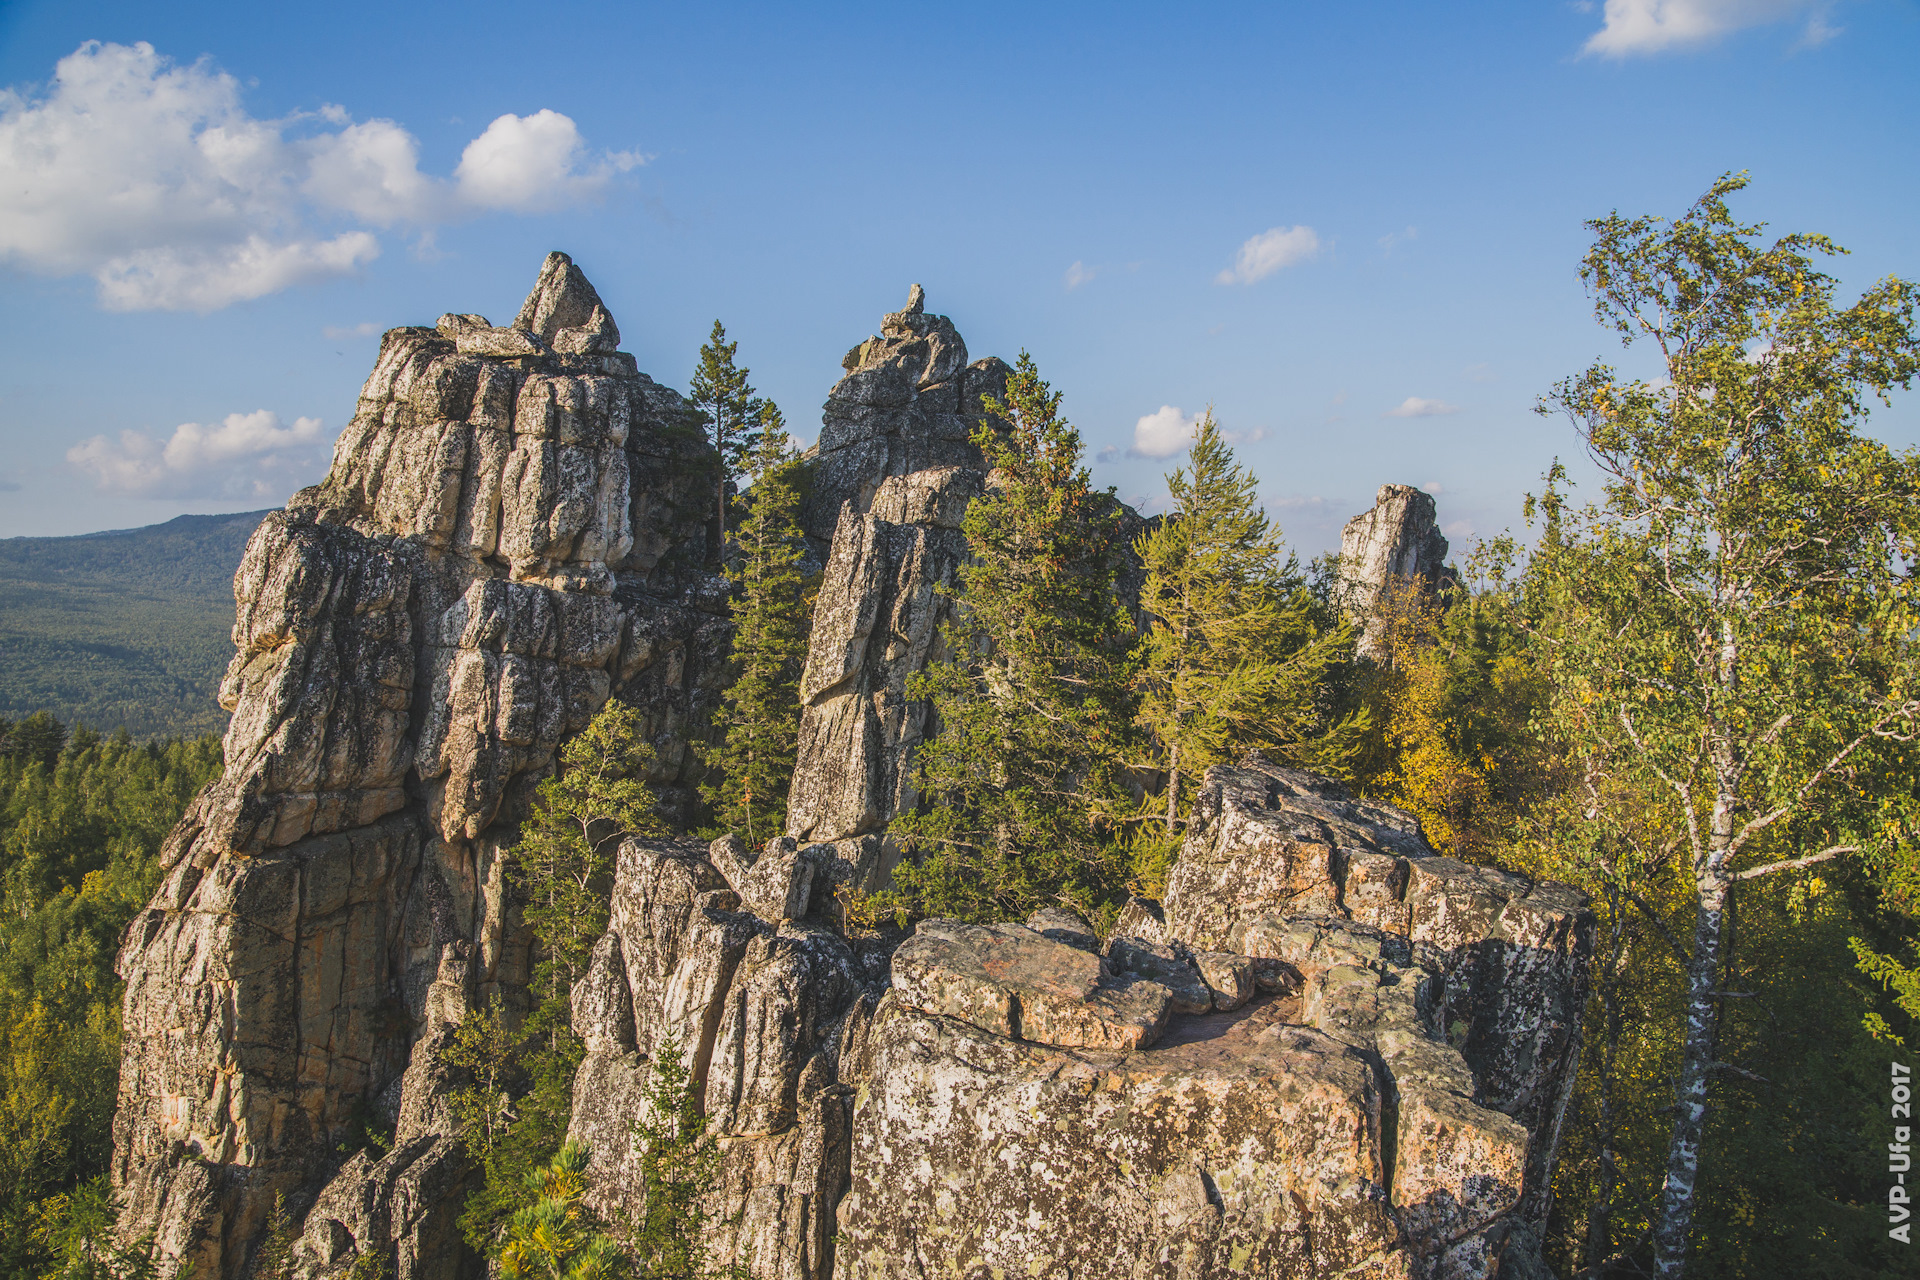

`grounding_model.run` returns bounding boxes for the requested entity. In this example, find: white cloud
[1386,397,1461,418]
[323,321,381,340]
[96,234,380,312]
[1423,482,1445,495]
[1215,225,1319,285]
[1463,362,1497,383]
[1064,260,1097,290]
[67,410,331,498]
[1130,405,1206,459]
[0,42,641,311]
[454,110,642,214]
[1583,0,1835,56]
[1379,225,1418,252]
